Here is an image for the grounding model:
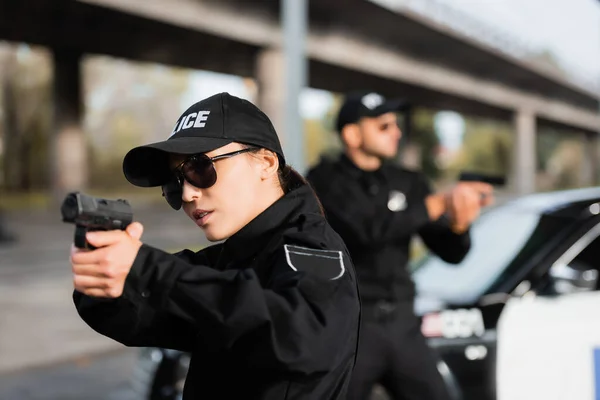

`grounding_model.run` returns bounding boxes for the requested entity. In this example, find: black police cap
[122,92,285,187]
[336,91,408,133]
